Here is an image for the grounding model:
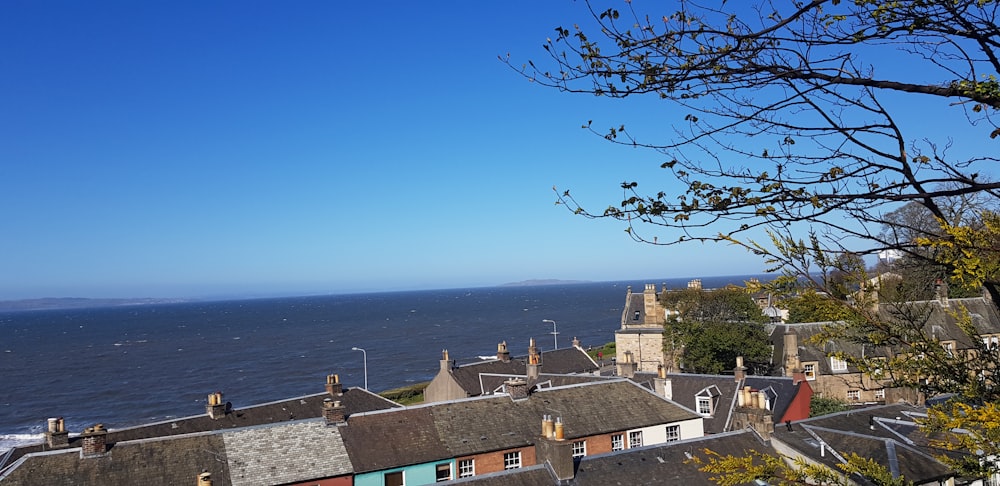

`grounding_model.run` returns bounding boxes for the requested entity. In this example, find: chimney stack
[935,279,950,307]
[45,417,69,449]
[734,356,746,382]
[526,338,541,381]
[325,374,343,396]
[198,471,213,486]
[653,365,672,399]
[322,398,346,425]
[81,424,108,456]
[572,336,581,348]
[505,378,529,400]
[206,392,227,419]
[616,351,637,378]
[535,417,575,481]
[497,341,511,362]
[783,328,801,376]
[439,349,456,373]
